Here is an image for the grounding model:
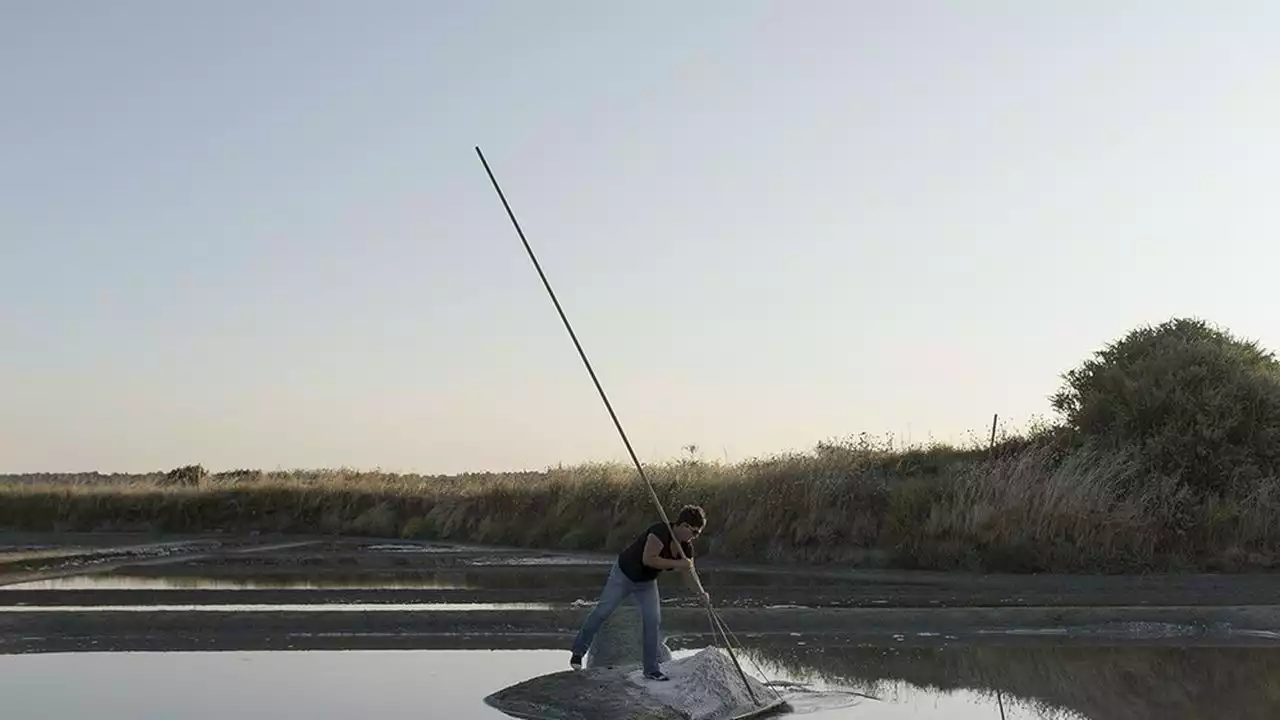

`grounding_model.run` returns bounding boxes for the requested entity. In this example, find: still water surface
[0,567,865,592]
[0,574,475,590]
[0,602,552,612]
[0,648,1067,720]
